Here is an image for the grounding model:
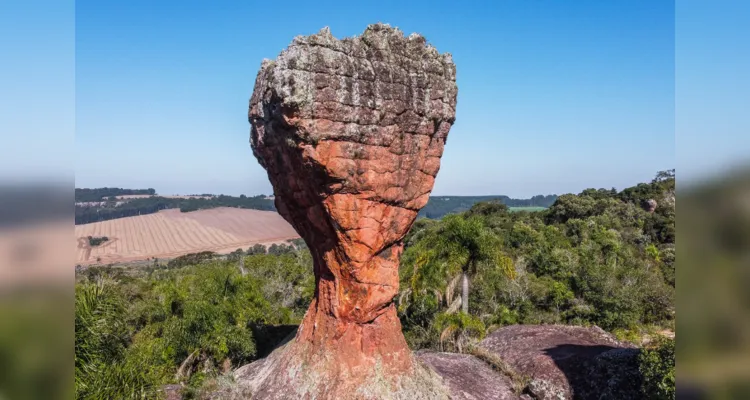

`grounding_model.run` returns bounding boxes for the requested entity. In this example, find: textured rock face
[478,325,640,400]
[242,23,457,398]
[416,351,521,400]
